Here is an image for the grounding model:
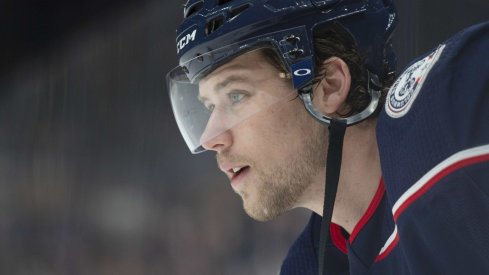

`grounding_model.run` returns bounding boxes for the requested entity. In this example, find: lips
[231,167,245,174]
[230,166,249,180]
[218,162,250,183]
[229,166,250,187]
